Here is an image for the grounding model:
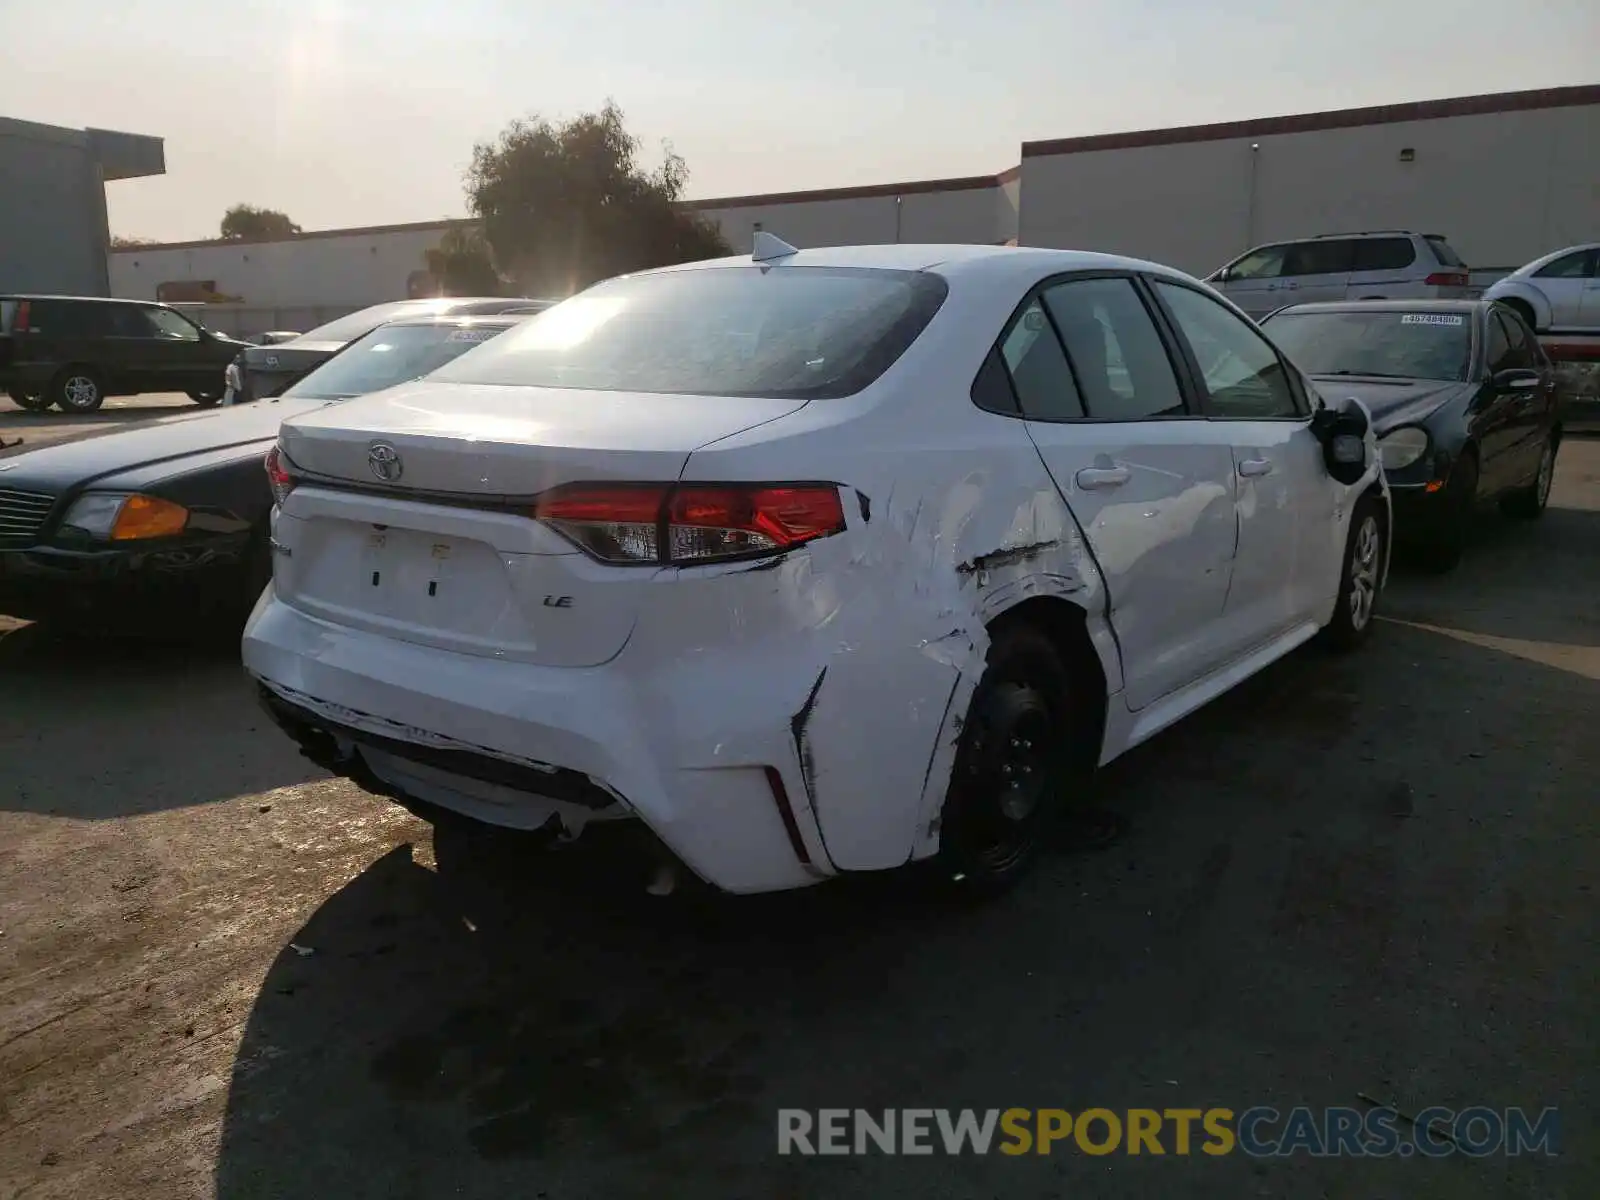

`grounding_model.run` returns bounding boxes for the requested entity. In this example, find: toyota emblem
[367,443,403,482]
